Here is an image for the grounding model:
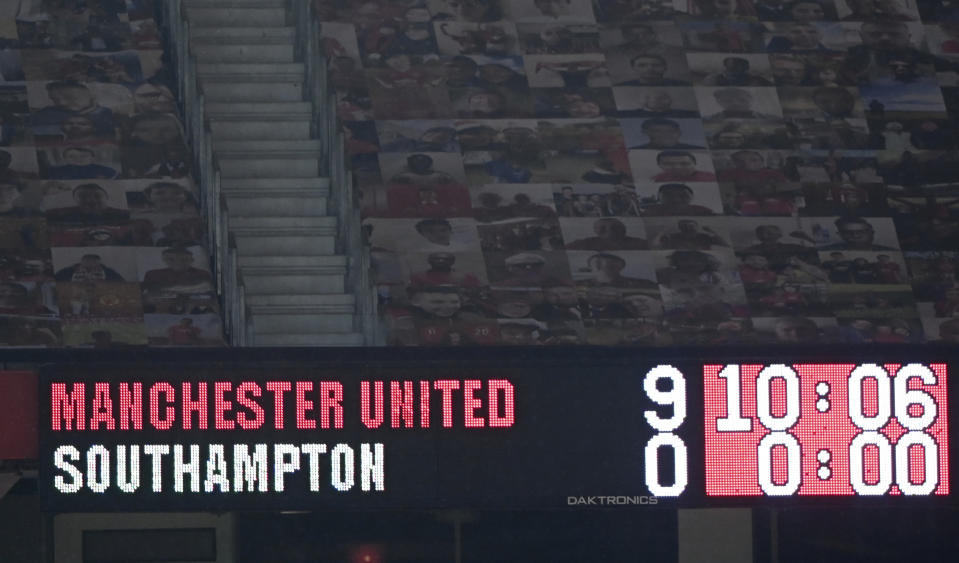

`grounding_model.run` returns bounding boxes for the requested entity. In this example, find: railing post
[291,0,381,345]
[164,0,248,346]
